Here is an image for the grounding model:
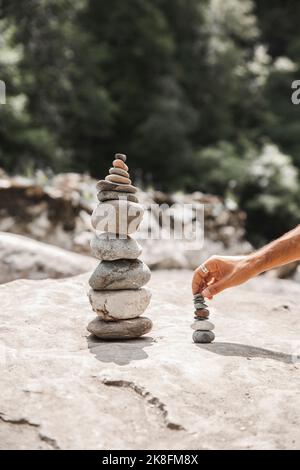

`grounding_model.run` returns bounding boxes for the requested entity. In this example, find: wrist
[240,254,263,278]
